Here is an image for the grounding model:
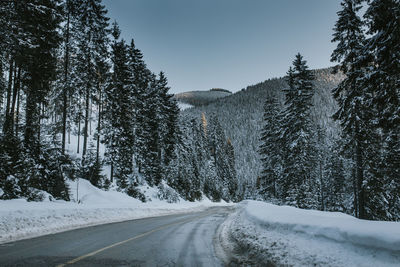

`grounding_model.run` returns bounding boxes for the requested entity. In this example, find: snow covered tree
[362,0,400,220]
[280,53,317,208]
[157,72,180,167]
[141,75,163,186]
[165,118,201,201]
[103,22,134,189]
[259,93,282,200]
[226,138,239,201]
[331,0,373,219]
[75,0,109,161]
[20,0,62,150]
[324,139,347,212]
[127,39,152,175]
[59,0,81,154]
